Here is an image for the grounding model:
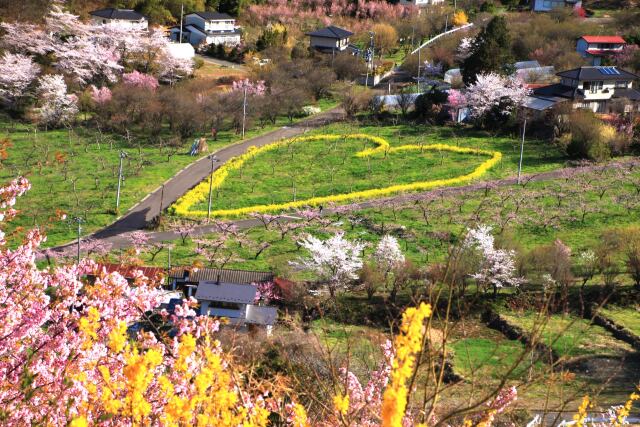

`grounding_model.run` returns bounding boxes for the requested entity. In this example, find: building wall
[576,39,589,56]
[91,16,148,30]
[184,14,205,29]
[578,80,632,100]
[310,36,346,50]
[206,34,241,46]
[533,0,578,11]
[204,19,236,32]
